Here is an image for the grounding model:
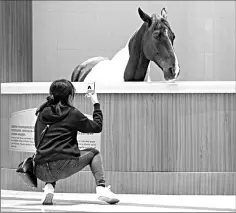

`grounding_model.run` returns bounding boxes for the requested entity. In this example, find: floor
[1,190,235,212]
